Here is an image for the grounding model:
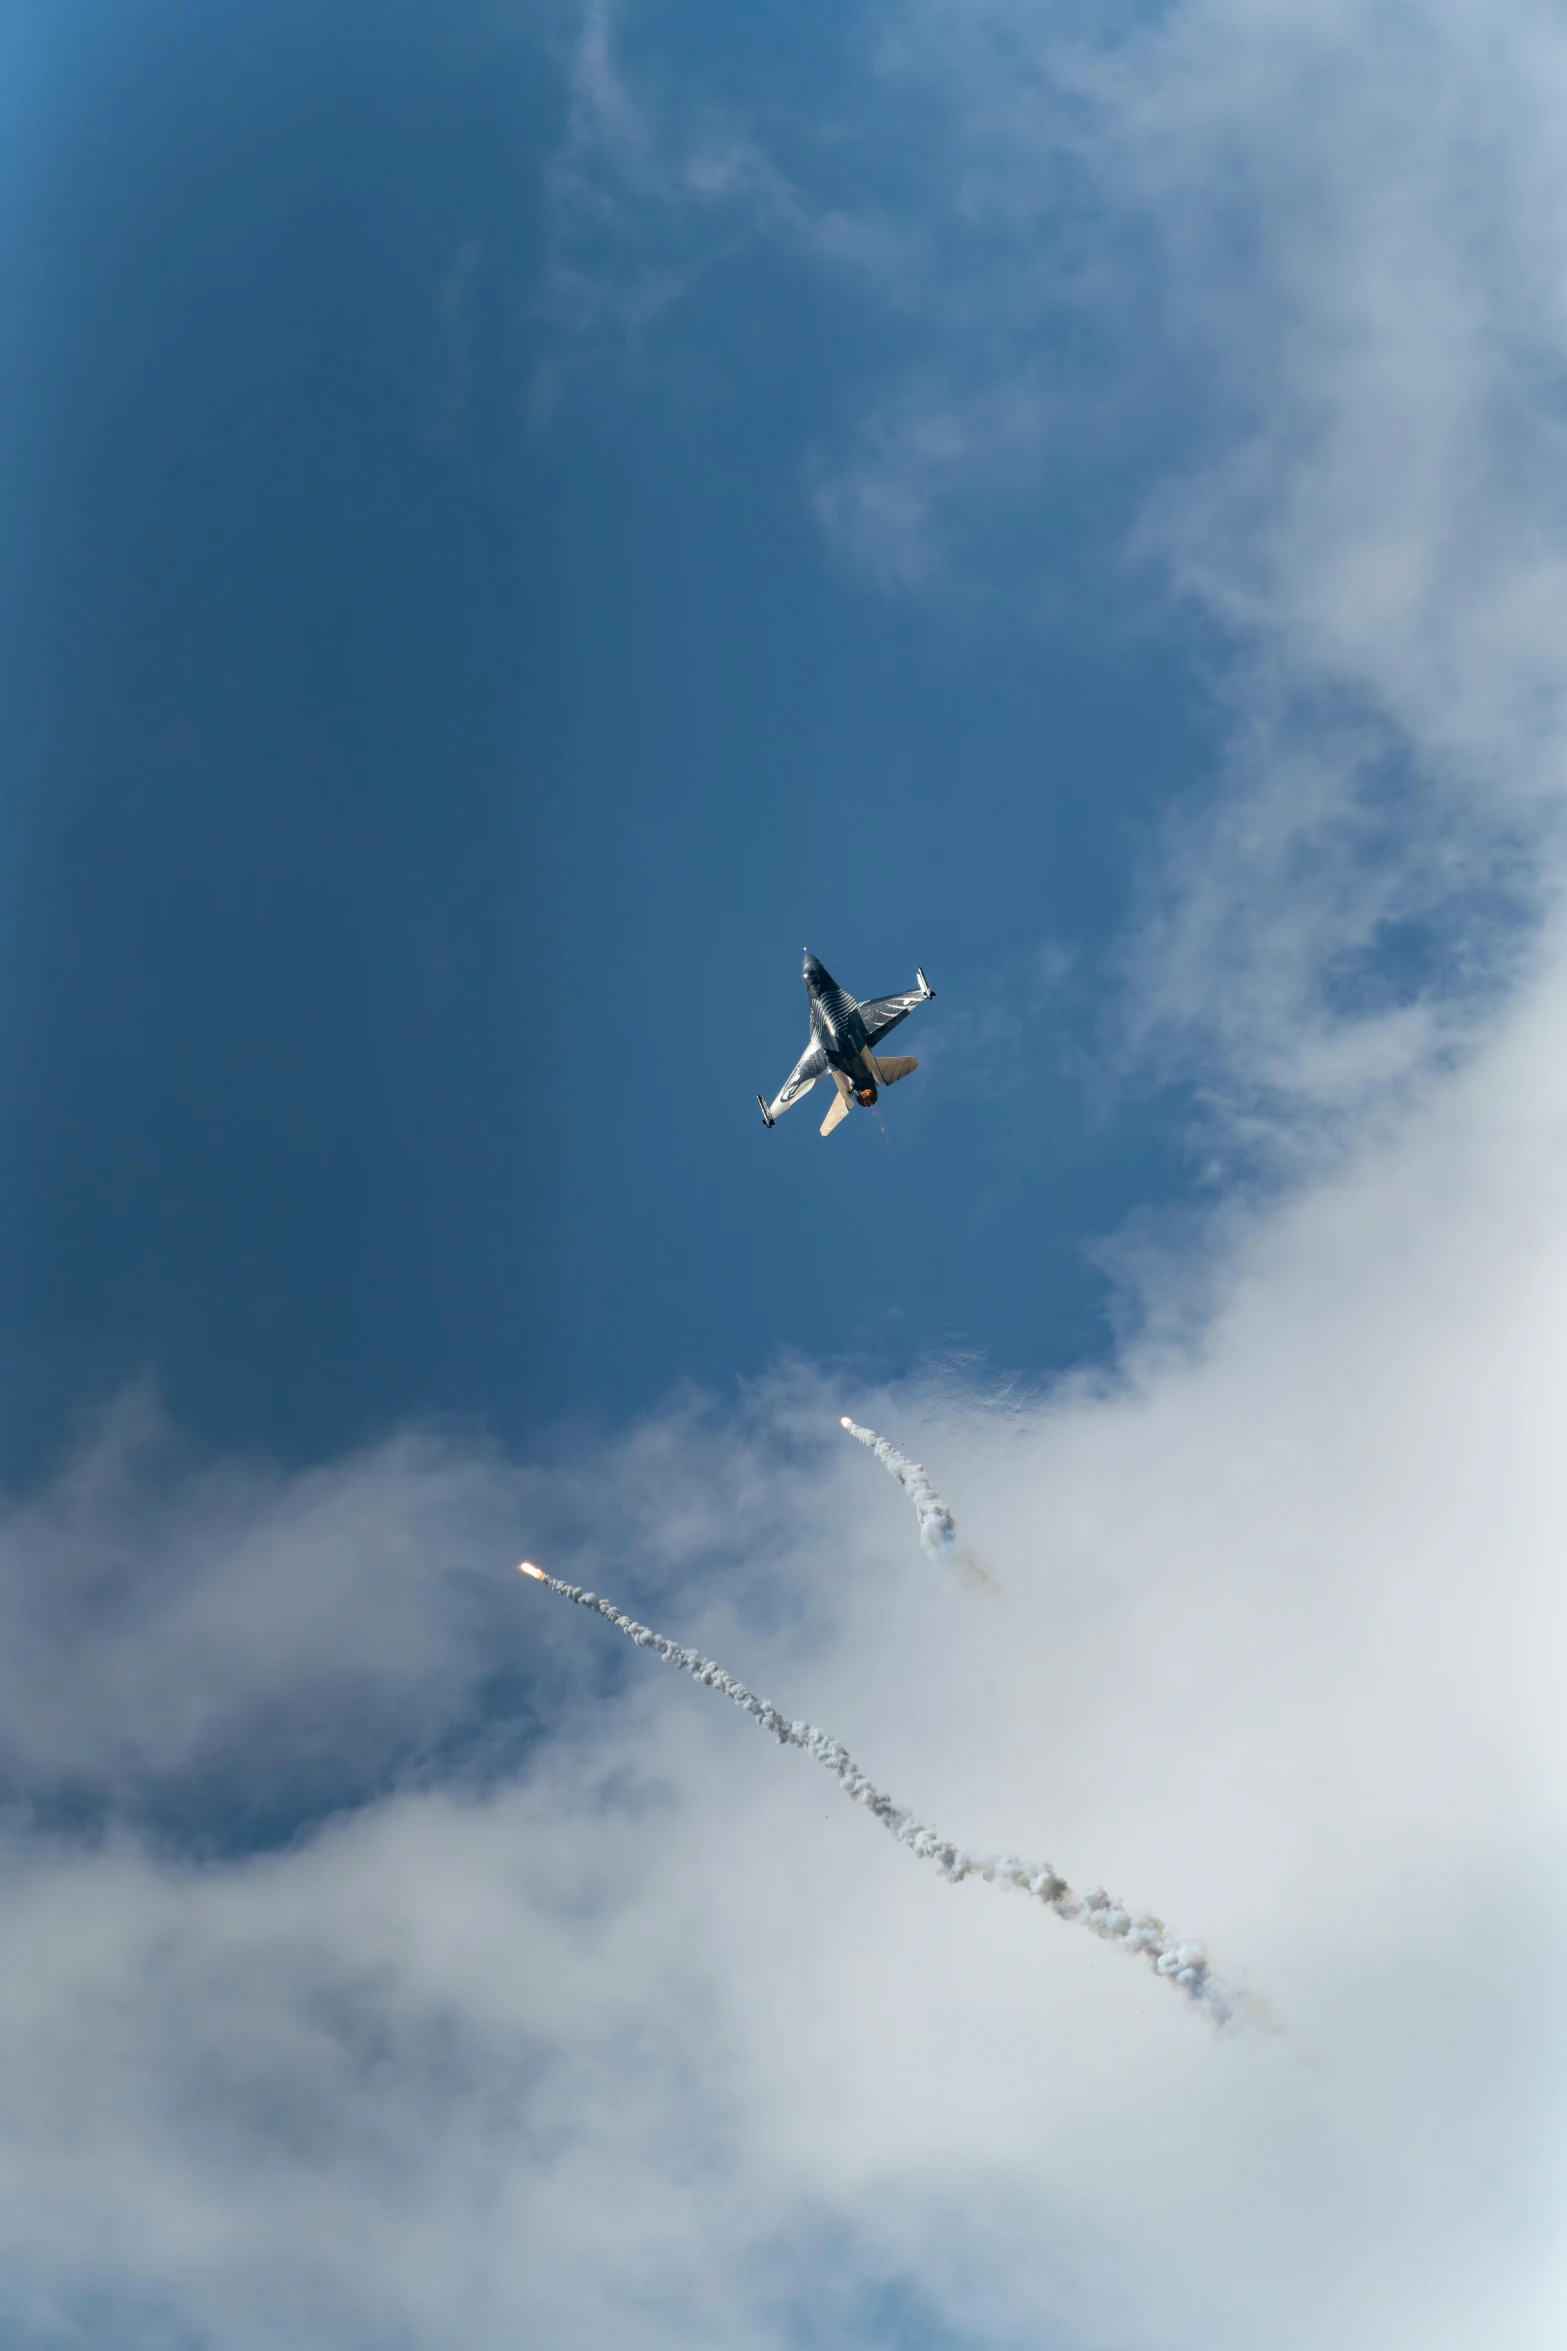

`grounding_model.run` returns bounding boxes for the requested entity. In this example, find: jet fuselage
[804,954,880,1100]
